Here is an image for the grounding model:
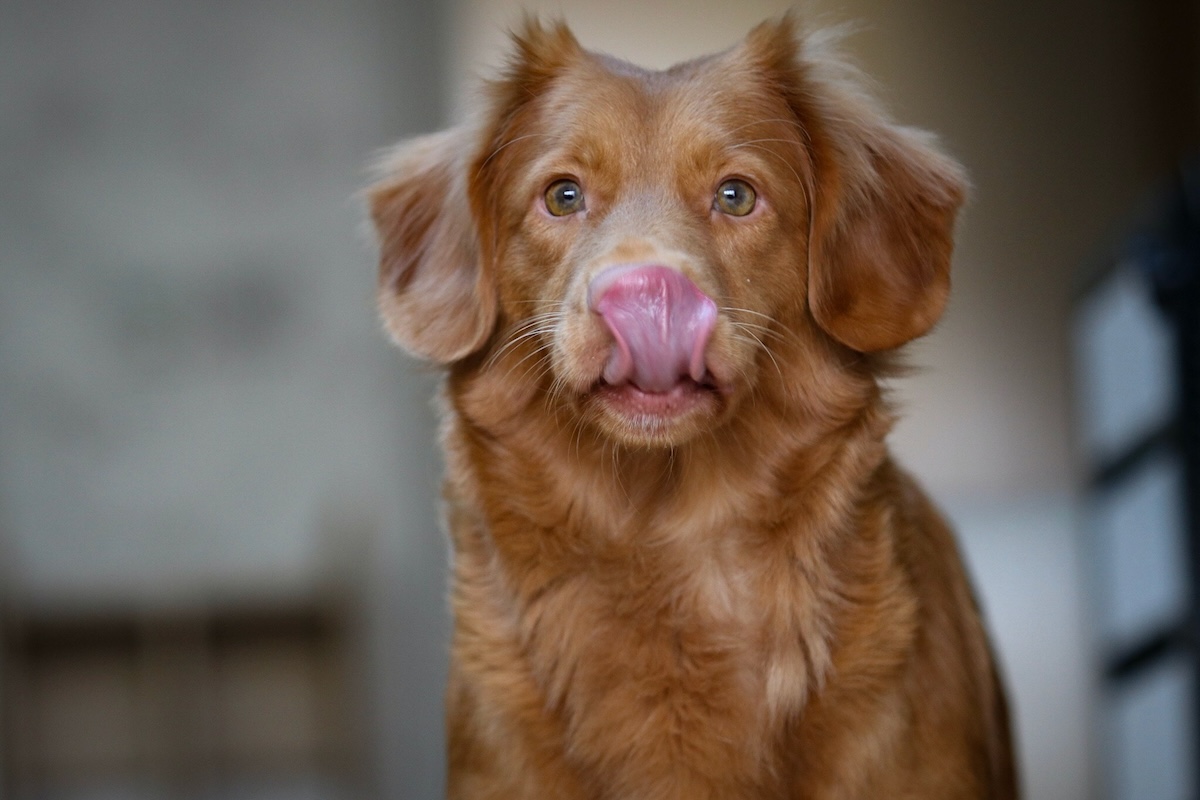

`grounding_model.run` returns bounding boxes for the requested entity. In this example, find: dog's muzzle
[588,264,718,392]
